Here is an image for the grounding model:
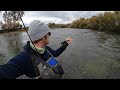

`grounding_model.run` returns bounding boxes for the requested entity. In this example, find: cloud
[22,11,106,26]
